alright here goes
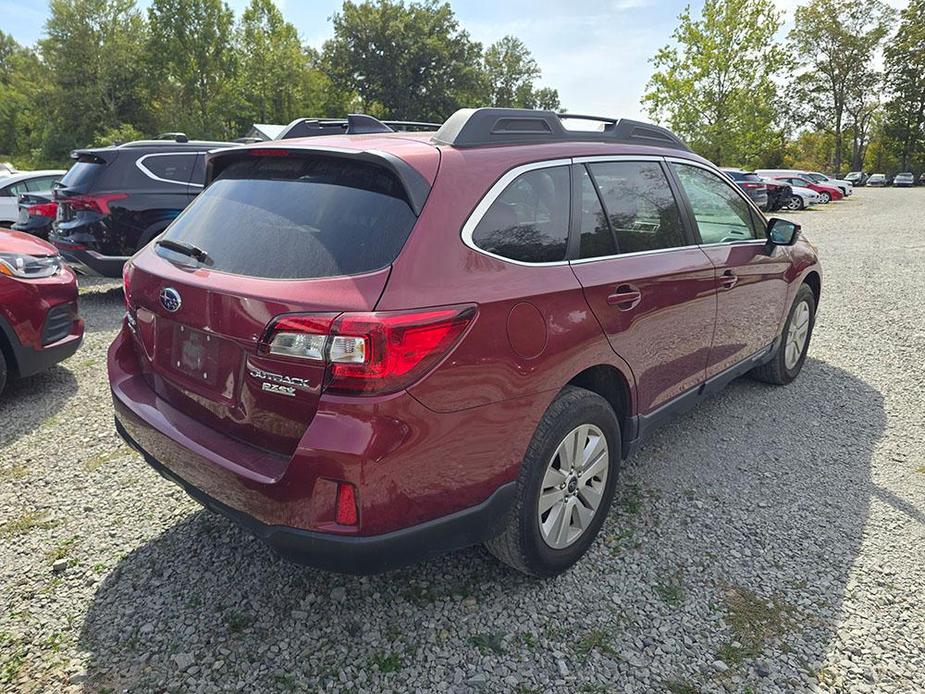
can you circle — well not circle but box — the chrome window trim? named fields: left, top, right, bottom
left=136, top=152, right=203, bottom=188
left=459, top=158, right=573, bottom=267
left=572, top=154, right=663, bottom=165
left=665, top=156, right=769, bottom=246
left=569, top=243, right=702, bottom=265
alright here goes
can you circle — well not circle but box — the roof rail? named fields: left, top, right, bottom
left=156, top=132, right=190, bottom=143
left=276, top=114, right=441, bottom=140
left=431, top=108, right=690, bottom=151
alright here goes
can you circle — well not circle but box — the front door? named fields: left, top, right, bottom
left=569, top=159, right=717, bottom=415
left=670, top=162, right=791, bottom=379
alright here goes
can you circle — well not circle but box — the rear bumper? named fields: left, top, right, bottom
left=108, top=323, right=547, bottom=572
left=53, top=246, right=128, bottom=277
left=116, top=417, right=514, bottom=574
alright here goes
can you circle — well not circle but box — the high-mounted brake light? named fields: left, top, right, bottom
left=262, top=305, right=476, bottom=395
left=66, top=193, right=128, bottom=215
left=248, top=149, right=289, bottom=157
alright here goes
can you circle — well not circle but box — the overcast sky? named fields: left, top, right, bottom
left=1, top=0, right=909, bottom=120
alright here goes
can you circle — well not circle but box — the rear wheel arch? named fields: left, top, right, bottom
left=566, top=364, right=633, bottom=435
left=135, top=221, right=172, bottom=252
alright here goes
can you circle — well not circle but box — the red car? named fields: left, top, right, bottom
left=771, top=175, right=843, bottom=203
left=110, top=109, right=821, bottom=576
left=0, top=231, right=84, bottom=395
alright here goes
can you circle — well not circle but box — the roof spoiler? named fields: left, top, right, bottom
left=204, top=144, right=432, bottom=216
left=431, top=108, right=690, bottom=151
left=276, top=114, right=442, bottom=140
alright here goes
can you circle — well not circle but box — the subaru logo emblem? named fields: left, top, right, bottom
left=160, top=287, right=182, bottom=313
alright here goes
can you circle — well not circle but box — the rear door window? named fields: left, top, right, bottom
left=577, top=166, right=616, bottom=258
left=157, top=155, right=418, bottom=279
left=672, top=163, right=759, bottom=244
left=138, top=154, right=195, bottom=185
left=471, top=166, right=570, bottom=263
left=587, top=161, right=687, bottom=254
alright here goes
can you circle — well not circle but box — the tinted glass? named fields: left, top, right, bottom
left=141, top=154, right=195, bottom=183
left=577, top=166, right=615, bottom=258
left=471, top=166, right=570, bottom=263
left=157, top=156, right=417, bottom=279
left=723, top=170, right=745, bottom=181
left=672, top=163, right=758, bottom=244
left=59, top=159, right=105, bottom=189
left=588, top=161, right=686, bottom=254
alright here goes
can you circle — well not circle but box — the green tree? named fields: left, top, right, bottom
left=40, top=0, right=151, bottom=156
left=482, top=35, right=560, bottom=110
left=0, top=32, right=49, bottom=163
left=883, top=0, right=925, bottom=172
left=147, top=0, right=237, bottom=139
left=235, top=0, right=329, bottom=129
left=642, top=0, right=786, bottom=167
left=322, top=0, right=484, bottom=121
left=789, top=0, right=895, bottom=174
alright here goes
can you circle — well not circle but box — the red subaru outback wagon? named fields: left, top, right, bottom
left=109, top=109, right=820, bottom=576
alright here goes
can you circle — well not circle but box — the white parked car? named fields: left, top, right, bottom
left=0, top=170, right=66, bottom=225
left=760, top=177, right=821, bottom=210
left=756, top=169, right=852, bottom=197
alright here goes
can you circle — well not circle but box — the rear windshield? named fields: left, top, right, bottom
left=157, top=156, right=417, bottom=279
left=59, top=158, right=106, bottom=189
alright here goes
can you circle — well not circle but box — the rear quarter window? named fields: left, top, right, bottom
left=156, top=155, right=418, bottom=279
left=470, top=166, right=570, bottom=263
left=59, top=158, right=107, bottom=189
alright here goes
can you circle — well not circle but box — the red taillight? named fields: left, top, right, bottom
left=65, top=193, right=128, bottom=215
left=262, top=305, right=476, bottom=395
left=28, top=202, right=57, bottom=218
left=335, top=483, right=358, bottom=525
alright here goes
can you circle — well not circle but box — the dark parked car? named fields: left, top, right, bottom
left=893, top=172, right=915, bottom=188
left=761, top=179, right=793, bottom=212
left=720, top=169, right=769, bottom=209
left=11, top=192, right=56, bottom=239
left=110, top=109, right=821, bottom=576
left=845, top=171, right=868, bottom=186
left=0, top=230, right=83, bottom=395
left=49, top=136, right=238, bottom=277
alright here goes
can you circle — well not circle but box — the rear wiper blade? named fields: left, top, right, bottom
left=156, top=239, right=210, bottom=263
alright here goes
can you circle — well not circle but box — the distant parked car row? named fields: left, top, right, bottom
left=846, top=171, right=923, bottom=187
left=721, top=168, right=852, bottom=212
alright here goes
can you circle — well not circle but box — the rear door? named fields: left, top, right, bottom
left=127, top=152, right=425, bottom=456
left=568, top=157, right=717, bottom=415
left=669, top=161, right=790, bottom=379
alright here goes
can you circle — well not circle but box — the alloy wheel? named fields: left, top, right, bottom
left=786, top=195, right=802, bottom=211
left=538, top=424, right=609, bottom=549
left=784, top=301, right=811, bottom=370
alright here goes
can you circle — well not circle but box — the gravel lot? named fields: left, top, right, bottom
left=1, top=187, right=924, bottom=693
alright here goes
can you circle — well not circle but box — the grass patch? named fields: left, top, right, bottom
left=0, top=464, right=27, bottom=482
left=371, top=652, right=402, bottom=673
left=622, top=484, right=644, bottom=515
left=575, top=628, right=616, bottom=660
left=915, top=465, right=925, bottom=475
left=470, top=632, right=505, bottom=655
left=83, top=446, right=132, bottom=472
left=717, top=586, right=794, bottom=665
left=0, top=632, right=25, bottom=686
left=272, top=673, right=297, bottom=689
left=0, top=511, right=58, bottom=538
left=521, top=631, right=537, bottom=649
left=44, top=536, right=78, bottom=563
left=665, top=681, right=700, bottom=694
left=225, top=611, right=251, bottom=634
left=655, top=570, right=685, bottom=607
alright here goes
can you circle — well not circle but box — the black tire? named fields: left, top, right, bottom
left=0, top=348, right=7, bottom=397
left=485, top=386, right=621, bottom=577
left=751, top=284, right=816, bottom=385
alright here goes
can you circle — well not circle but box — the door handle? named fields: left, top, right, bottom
left=719, top=270, right=738, bottom=289
left=607, top=285, right=642, bottom=310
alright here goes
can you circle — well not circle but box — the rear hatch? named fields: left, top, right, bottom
left=53, top=149, right=116, bottom=226
left=125, top=150, right=428, bottom=456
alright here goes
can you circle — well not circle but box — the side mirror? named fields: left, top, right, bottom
left=766, top=218, right=801, bottom=246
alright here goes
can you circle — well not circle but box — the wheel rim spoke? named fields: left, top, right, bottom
left=538, top=488, right=565, bottom=515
